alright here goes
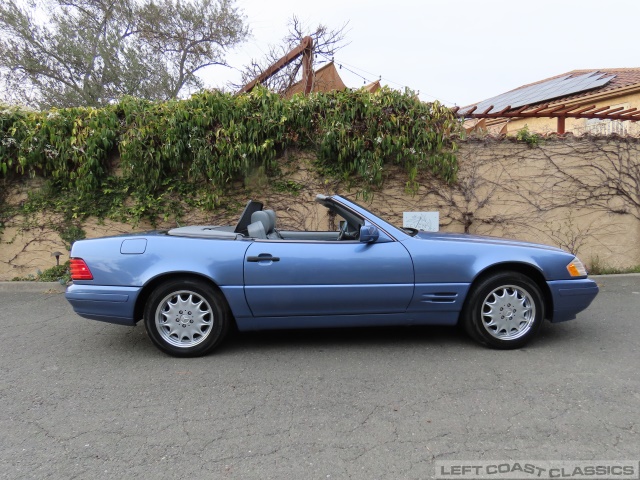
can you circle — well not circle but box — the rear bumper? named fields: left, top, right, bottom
left=65, top=283, right=141, bottom=326
left=547, top=278, right=599, bottom=322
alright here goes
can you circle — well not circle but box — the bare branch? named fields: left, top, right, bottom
left=233, top=15, right=350, bottom=94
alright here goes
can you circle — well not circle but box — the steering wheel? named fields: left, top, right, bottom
left=337, top=222, right=360, bottom=241
left=337, top=221, right=348, bottom=241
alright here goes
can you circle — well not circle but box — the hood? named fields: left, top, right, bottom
left=414, top=231, right=566, bottom=253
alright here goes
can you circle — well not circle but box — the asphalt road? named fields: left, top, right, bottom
left=1, top=276, right=639, bottom=480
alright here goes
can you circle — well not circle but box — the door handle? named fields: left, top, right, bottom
left=247, top=255, right=280, bottom=262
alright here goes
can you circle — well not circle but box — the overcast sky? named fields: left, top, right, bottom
left=202, top=0, right=639, bottom=107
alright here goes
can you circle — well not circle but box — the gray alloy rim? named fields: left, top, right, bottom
left=481, top=284, right=536, bottom=340
left=155, top=290, right=214, bottom=348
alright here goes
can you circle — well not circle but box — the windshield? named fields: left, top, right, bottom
left=330, top=195, right=420, bottom=237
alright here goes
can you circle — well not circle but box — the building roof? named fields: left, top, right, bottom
left=284, top=62, right=347, bottom=98
left=362, top=80, right=381, bottom=93
left=519, top=68, right=640, bottom=102
left=285, top=62, right=383, bottom=97
left=466, top=68, right=640, bottom=113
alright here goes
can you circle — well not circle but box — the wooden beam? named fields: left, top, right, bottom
left=556, top=104, right=591, bottom=114
left=238, top=36, right=313, bottom=94
left=453, top=102, right=640, bottom=125
left=589, top=106, right=614, bottom=115
left=572, top=105, right=598, bottom=115
left=557, top=116, right=566, bottom=134
left=599, top=106, right=625, bottom=115
left=529, top=104, right=551, bottom=114
left=547, top=104, right=569, bottom=114
left=610, top=107, right=637, bottom=116
left=495, top=105, right=513, bottom=115
left=301, top=39, right=314, bottom=94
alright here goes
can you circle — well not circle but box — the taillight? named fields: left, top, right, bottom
left=70, top=258, right=93, bottom=280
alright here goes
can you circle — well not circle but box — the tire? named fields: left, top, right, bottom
left=143, top=278, right=230, bottom=357
left=463, top=271, right=545, bottom=349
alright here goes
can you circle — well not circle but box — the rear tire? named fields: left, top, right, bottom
left=143, top=278, right=230, bottom=357
left=463, top=272, right=544, bottom=349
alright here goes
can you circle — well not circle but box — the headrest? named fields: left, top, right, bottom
left=250, top=210, right=274, bottom=234
left=263, top=209, right=276, bottom=226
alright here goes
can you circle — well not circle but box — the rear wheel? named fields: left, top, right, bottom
left=463, top=272, right=544, bottom=349
left=143, top=278, right=230, bottom=357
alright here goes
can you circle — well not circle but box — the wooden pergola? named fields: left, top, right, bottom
left=452, top=103, right=640, bottom=134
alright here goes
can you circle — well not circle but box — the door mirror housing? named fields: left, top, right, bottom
left=359, top=225, right=379, bottom=243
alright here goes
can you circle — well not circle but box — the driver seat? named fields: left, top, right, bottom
left=263, top=209, right=282, bottom=239
left=248, top=210, right=280, bottom=239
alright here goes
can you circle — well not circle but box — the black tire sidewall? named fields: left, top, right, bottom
left=143, top=278, right=228, bottom=357
left=464, top=272, right=545, bottom=349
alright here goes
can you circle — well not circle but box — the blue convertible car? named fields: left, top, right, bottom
left=66, top=194, right=598, bottom=356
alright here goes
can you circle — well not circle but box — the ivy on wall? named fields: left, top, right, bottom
left=1, top=87, right=460, bottom=224
left=0, top=105, right=119, bottom=190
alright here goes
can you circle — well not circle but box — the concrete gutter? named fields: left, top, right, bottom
left=0, top=282, right=67, bottom=293
left=590, top=273, right=640, bottom=277
left=590, top=273, right=640, bottom=280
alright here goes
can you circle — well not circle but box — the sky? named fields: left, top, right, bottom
left=202, top=0, right=640, bottom=107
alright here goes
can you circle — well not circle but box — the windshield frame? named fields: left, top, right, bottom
left=322, top=195, right=415, bottom=241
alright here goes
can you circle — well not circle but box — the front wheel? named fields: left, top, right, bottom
left=143, top=278, right=230, bottom=357
left=463, top=272, right=545, bottom=349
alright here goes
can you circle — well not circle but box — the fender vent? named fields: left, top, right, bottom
left=421, top=292, right=458, bottom=303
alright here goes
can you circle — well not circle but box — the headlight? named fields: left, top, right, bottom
left=566, top=257, right=587, bottom=277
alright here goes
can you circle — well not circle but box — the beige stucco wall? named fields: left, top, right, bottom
left=330, top=137, right=640, bottom=270
left=1, top=137, right=639, bottom=279
left=124, top=135, right=638, bottom=272
left=448, top=138, right=640, bottom=268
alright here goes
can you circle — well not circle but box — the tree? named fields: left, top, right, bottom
left=235, top=15, right=349, bottom=95
left=0, top=0, right=249, bottom=108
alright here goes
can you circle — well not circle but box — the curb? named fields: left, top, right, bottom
left=589, top=273, right=640, bottom=279
left=0, top=282, right=66, bottom=293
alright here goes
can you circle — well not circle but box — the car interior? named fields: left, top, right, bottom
left=167, top=197, right=364, bottom=241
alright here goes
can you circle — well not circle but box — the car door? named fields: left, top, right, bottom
left=243, top=236, right=414, bottom=318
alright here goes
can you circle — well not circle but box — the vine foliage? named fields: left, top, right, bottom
left=1, top=87, right=460, bottom=224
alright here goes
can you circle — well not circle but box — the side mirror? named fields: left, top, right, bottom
left=359, top=225, right=379, bottom=243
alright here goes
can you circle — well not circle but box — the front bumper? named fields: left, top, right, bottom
left=65, top=283, right=141, bottom=326
left=547, top=278, right=599, bottom=322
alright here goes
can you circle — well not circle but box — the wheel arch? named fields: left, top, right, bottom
left=133, top=272, right=233, bottom=325
left=465, top=262, right=553, bottom=321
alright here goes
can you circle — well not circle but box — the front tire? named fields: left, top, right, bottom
left=143, top=278, right=230, bottom=357
left=463, top=272, right=545, bottom=349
